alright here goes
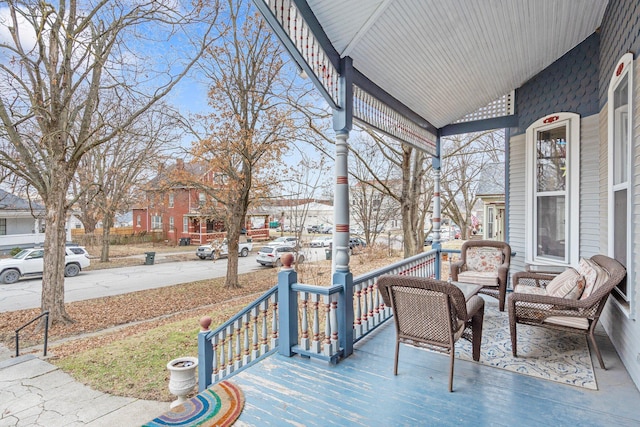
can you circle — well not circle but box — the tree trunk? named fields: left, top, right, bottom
left=224, top=202, right=245, bottom=289
left=101, top=214, right=113, bottom=262
left=401, top=147, right=424, bottom=257
left=41, top=197, right=73, bottom=325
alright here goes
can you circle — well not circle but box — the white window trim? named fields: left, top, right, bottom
left=525, top=112, right=580, bottom=267
left=151, top=215, right=163, bottom=230
left=607, top=52, right=634, bottom=317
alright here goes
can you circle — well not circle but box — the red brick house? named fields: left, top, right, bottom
left=132, top=159, right=269, bottom=245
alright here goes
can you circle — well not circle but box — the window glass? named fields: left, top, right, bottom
left=613, top=74, right=628, bottom=185
left=536, top=196, right=565, bottom=259
left=536, top=127, right=566, bottom=192
left=487, top=206, right=494, bottom=239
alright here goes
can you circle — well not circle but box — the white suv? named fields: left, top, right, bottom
left=0, top=246, right=91, bottom=284
left=256, top=245, right=304, bottom=268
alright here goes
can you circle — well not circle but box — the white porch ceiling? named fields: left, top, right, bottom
left=306, top=0, right=609, bottom=129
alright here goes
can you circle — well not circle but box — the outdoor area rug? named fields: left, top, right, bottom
left=143, top=380, right=244, bottom=427
left=454, top=299, right=597, bottom=390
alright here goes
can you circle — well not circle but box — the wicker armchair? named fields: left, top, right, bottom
left=450, top=240, right=512, bottom=311
left=377, top=274, right=485, bottom=392
left=508, top=255, right=626, bottom=369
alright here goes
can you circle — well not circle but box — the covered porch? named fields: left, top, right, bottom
left=188, top=0, right=640, bottom=424
left=231, top=313, right=639, bottom=426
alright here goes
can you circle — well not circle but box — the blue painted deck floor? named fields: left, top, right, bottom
left=230, top=319, right=640, bottom=426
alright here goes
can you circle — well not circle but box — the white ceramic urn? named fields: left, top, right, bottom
left=167, top=356, right=198, bottom=409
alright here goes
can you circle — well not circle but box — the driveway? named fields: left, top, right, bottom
left=0, top=247, right=328, bottom=313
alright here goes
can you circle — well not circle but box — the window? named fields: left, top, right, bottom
left=608, top=53, right=633, bottom=306
left=0, top=218, right=6, bottom=235
left=136, top=215, right=141, bottom=227
left=525, top=113, right=580, bottom=266
left=168, top=193, right=174, bottom=208
left=486, top=206, right=494, bottom=239
left=199, top=193, right=205, bottom=207
left=183, top=217, right=189, bottom=233
left=169, top=216, right=175, bottom=231
left=151, top=215, right=163, bottom=230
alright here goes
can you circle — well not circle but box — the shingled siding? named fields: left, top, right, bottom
left=513, top=32, right=600, bottom=136
left=598, top=0, right=640, bottom=108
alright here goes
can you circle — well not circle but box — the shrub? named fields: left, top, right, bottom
left=10, top=247, right=23, bottom=256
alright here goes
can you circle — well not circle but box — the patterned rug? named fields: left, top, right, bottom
left=455, top=299, right=597, bottom=390
left=143, top=381, right=244, bottom=426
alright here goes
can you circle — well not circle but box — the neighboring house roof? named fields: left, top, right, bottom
left=476, top=163, right=505, bottom=197
left=0, top=189, right=45, bottom=212
left=144, top=159, right=209, bottom=190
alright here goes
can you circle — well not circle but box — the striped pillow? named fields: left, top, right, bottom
left=546, top=268, right=586, bottom=299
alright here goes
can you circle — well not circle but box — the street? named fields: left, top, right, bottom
left=0, top=247, right=328, bottom=312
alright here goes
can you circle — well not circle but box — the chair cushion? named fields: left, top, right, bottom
left=579, top=258, right=610, bottom=300
left=577, top=258, right=599, bottom=298
left=465, top=247, right=503, bottom=272
left=513, top=284, right=548, bottom=295
left=543, top=316, right=589, bottom=330
left=458, top=271, right=499, bottom=287
left=546, top=268, right=585, bottom=299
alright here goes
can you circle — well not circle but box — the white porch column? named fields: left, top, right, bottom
left=432, top=138, right=442, bottom=246
left=332, top=130, right=350, bottom=273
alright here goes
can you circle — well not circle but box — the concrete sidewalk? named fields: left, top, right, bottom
left=0, top=355, right=166, bottom=426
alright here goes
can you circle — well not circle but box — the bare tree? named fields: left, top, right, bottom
left=0, top=1, right=222, bottom=324
left=279, top=152, right=330, bottom=254
left=440, top=131, right=505, bottom=239
left=294, top=104, right=434, bottom=257
left=73, top=102, right=177, bottom=261
left=181, top=0, right=298, bottom=288
left=350, top=142, right=400, bottom=245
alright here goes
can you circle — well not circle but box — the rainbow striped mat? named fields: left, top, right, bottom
left=143, top=381, right=244, bottom=426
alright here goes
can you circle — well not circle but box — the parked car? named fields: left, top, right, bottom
left=350, top=227, right=364, bottom=235
left=310, top=236, right=332, bottom=247
left=0, top=246, right=91, bottom=284
left=349, top=237, right=366, bottom=253
left=307, top=225, right=321, bottom=233
left=271, top=236, right=299, bottom=247
left=424, top=233, right=434, bottom=246
left=196, top=239, right=253, bottom=259
left=256, top=245, right=304, bottom=268
left=320, top=225, right=333, bottom=234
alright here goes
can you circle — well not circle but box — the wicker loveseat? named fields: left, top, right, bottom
left=508, top=255, right=626, bottom=369
left=450, top=240, right=512, bottom=311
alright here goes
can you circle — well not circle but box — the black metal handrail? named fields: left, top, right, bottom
left=15, top=311, right=49, bottom=357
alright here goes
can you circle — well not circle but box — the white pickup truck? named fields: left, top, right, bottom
left=0, top=246, right=91, bottom=284
left=196, top=239, right=253, bottom=260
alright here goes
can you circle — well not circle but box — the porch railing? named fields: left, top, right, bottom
left=198, top=288, right=279, bottom=390
left=198, top=248, right=458, bottom=391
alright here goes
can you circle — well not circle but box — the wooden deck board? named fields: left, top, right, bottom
left=231, top=319, right=640, bottom=426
